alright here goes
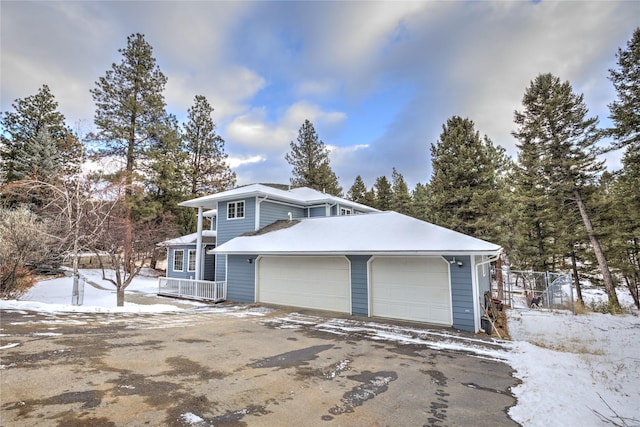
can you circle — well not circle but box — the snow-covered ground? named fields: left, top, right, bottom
left=1, top=270, right=639, bottom=426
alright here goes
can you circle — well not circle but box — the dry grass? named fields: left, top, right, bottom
left=529, top=336, right=605, bottom=355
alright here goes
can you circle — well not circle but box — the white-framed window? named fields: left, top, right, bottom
left=227, top=200, right=245, bottom=219
left=340, top=207, right=352, bottom=216
left=188, top=249, right=197, bottom=272
left=173, top=249, right=184, bottom=272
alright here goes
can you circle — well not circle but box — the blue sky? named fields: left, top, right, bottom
left=1, top=1, right=638, bottom=191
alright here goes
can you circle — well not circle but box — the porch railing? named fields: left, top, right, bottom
left=158, top=277, right=226, bottom=303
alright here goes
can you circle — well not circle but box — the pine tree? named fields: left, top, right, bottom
left=90, top=33, right=168, bottom=305
left=0, top=85, right=80, bottom=184
left=183, top=95, right=236, bottom=196
left=604, top=27, right=640, bottom=310
left=391, top=168, right=413, bottom=216
left=143, top=114, right=188, bottom=218
left=285, top=119, right=342, bottom=196
left=604, top=145, right=640, bottom=309
left=373, top=176, right=393, bottom=211
left=347, top=175, right=368, bottom=204
left=363, top=188, right=377, bottom=209
left=12, top=127, right=61, bottom=181
left=412, top=183, right=429, bottom=221
left=426, top=116, right=503, bottom=240
left=607, top=27, right=640, bottom=150
left=513, top=73, right=619, bottom=309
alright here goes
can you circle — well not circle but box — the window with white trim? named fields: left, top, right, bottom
left=340, top=207, right=352, bottom=215
left=227, top=201, right=245, bottom=219
left=188, top=249, right=197, bottom=272
left=173, top=249, right=184, bottom=272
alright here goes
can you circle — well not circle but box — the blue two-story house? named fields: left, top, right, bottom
left=160, top=183, right=502, bottom=333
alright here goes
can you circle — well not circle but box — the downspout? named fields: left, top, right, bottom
left=474, top=253, right=501, bottom=333
left=256, top=195, right=268, bottom=230
left=195, top=206, right=204, bottom=281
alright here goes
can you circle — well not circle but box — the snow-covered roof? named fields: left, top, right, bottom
left=158, top=230, right=216, bottom=247
left=214, top=211, right=501, bottom=255
left=178, top=184, right=378, bottom=213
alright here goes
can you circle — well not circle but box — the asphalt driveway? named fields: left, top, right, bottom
left=0, top=305, right=519, bottom=426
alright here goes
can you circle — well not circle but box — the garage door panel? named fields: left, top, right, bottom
left=371, top=257, right=451, bottom=325
left=258, top=256, right=350, bottom=313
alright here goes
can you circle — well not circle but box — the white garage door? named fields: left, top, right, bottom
left=257, top=256, right=350, bottom=313
left=370, top=257, right=451, bottom=325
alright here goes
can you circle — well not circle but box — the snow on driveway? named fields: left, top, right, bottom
left=1, top=270, right=639, bottom=426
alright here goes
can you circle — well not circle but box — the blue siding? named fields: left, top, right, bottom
left=215, top=254, right=226, bottom=282
left=227, top=255, right=256, bottom=303
left=348, top=255, right=370, bottom=316
left=259, top=201, right=304, bottom=228
left=446, top=256, right=475, bottom=332
left=167, top=245, right=215, bottom=281
left=218, top=198, right=256, bottom=245
left=167, top=245, right=196, bottom=279
left=216, top=198, right=256, bottom=281
left=309, top=206, right=326, bottom=217
left=475, top=255, right=491, bottom=296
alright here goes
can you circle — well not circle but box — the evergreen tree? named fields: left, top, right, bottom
left=604, top=146, right=640, bottom=309
left=391, top=168, right=413, bottom=216
left=412, top=183, right=429, bottom=221
left=90, top=33, right=168, bottom=302
left=363, top=187, right=377, bottom=209
left=12, top=127, right=61, bottom=181
left=607, top=27, right=640, bottom=150
left=0, top=84, right=80, bottom=183
left=426, top=116, right=503, bottom=240
left=183, top=95, right=236, bottom=196
left=604, top=27, right=640, bottom=309
left=373, top=175, right=393, bottom=210
left=285, top=119, right=342, bottom=196
left=513, top=73, right=619, bottom=309
left=143, top=114, right=188, bottom=219
left=347, top=175, right=368, bottom=204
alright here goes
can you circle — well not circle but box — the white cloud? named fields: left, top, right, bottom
left=165, top=65, right=266, bottom=123
left=224, top=101, right=346, bottom=150
left=227, top=154, right=266, bottom=169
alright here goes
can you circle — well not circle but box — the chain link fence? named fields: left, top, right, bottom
left=493, top=268, right=574, bottom=313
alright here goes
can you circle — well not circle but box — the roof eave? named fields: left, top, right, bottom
left=213, top=249, right=502, bottom=256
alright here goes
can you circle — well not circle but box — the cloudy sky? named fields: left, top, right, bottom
left=1, top=1, right=638, bottom=190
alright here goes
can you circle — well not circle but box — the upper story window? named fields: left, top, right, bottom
left=227, top=200, right=245, bottom=219
left=340, top=207, right=352, bottom=216
left=173, top=249, right=184, bottom=272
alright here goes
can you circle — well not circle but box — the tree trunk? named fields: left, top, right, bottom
left=574, top=189, right=620, bottom=309
left=623, top=276, right=639, bottom=310
left=627, top=238, right=640, bottom=310
left=117, top=287, right=125, bottom=307
left=570, top=250, right=584, bottom=306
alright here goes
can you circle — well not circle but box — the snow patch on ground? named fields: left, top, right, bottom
left=506, top=309, right=640, bottom=426
left=1, top=270, right=639, bottom=426
left=179, top=412, right=204, bottom=424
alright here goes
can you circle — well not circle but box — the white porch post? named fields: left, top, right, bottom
left=195, top=206, right=204, bottom=280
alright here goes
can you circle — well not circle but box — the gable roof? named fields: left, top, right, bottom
left=214, top=211, right=501, bottom=256
left=178, top=184, right=378, bottom=212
